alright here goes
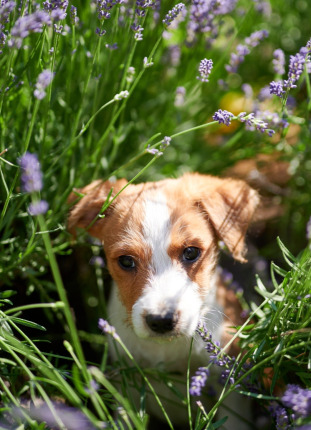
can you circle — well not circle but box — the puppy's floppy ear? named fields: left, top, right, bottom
left=188, top=174, right=259, bottom=263
left=68, top=178, right=127, bottom=238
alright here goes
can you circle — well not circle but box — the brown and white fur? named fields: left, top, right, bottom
left=68, top=173, right=259, bottom=428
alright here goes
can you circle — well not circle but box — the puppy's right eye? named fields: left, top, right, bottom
left=118, top=255, right=136, bottom=270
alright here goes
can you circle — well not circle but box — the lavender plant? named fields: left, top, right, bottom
left=0, top=0, right=311, bottom=429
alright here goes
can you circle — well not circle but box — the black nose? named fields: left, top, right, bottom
left=145, top=312, right=178, bottom=334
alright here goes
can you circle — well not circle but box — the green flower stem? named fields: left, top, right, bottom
left=1, top=310, right=82, bottom=406
left=23, top=98, right=40, bottom=153
left=97, top=119, right=219, bottom=182
left=0, top=337, right=67, bottom=429
left=93, top=35, right=163, bottom=175
left=5, top=302, right=64, bottom=315
left=220, top=275, right=285, bottom=355
left=113, top=335, right=174, bottom=430
left=73, top=98, right=116, bottom=142
left=187, top=337, right=194, bottom=430
left=36, top=213, right=88, bottom=384
left=0, top=376, right=35, bottom=426
left=70, top=34, right=103, bottom=142
left=205, top=339, right=311, bottom=425
left=88, top=155, right=159, bottom=231
left=63, top=340, right=110, bottom=424
left=91, top=245, right=107, bottom=318
left=90, top=367, right=142, bottom=430
left=304, top=66, right=311, bottom=111
left=0, top=49, right=16, bottom=117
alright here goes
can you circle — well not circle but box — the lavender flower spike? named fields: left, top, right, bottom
left=270, top=80, right=285, bottom=98
left=70, top=6, right=78, bottom=25
left=189, top=367, right=210, bottom=396
left=146, top=145, right=163, bottom=157
left=197, top=58, right=213, bottom=82
left=237, top=112, right=275, bottom=136
left=284, top=47, right=308, bottom=90
left=281, top=384, right=311, bottom=418
left=162, top=3, right=185, bottom=27
left=28, top=200, right=49, bottom=216
left=98, top=318, right=120, bottom=340
left=19, top=152, right=43, bottom=193
left=0, top=1, right=15, bottom=25
left=213, top=109, right=234, bottom=126
left=34, top=69, right=54, bottom=100
left=10, top=10, right=52, bottom=48
left=273, top=49, right=285, bottom=75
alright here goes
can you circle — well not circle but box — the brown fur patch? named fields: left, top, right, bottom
left=68, top=173, right=259, bottom=328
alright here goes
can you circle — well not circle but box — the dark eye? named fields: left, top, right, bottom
left=182, top=247, right=201, bottom=263
left=118, top=255, right=136, bottom=270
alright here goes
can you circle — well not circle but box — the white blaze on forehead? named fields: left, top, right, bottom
left=131, top=191, right=214, bottom=340
left=142, top=192, right=172, bottom=272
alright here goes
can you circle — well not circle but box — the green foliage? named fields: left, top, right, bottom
left=0, top=0, right=311, bottom=428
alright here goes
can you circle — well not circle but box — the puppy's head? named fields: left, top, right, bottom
left=68, top=174, right=259, bottom=340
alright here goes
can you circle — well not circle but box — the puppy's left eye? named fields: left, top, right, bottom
left=182, top=247, right=201, bottom=263
left=118, top=255, right=136, bottom=270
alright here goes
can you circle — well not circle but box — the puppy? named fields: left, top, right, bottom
left=68, top=173, right=259, bottom=427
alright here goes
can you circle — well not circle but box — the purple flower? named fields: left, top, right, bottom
left=98, top=318, right=120, bottom=340
left=220, top=369, right=235, bottom=385
left=258, top=85, right=273, bottom=101
left=89, top=256, right=105, bottom=268
left=43, top=0, right=68, bottom=11
left=189, top=367, right=210, bottom=396
left=273, top=406, right=290, bottom=430
left=70, top=5, right=78, bottom=25
left=28, top=200, right=49, bottom=216
left=34, top=69, right=54, bottom=100
left=96, top=0, right=123, bottom=20
left=282, top=384, right=311, bottom=418
left=106, top=42, right=118, bottom=50
left=0, top=1, right=15, bottom=25
left=95, top=27, right=106, bottom=37
left=284, top=47, right=308, bottom=90
left=213, top=109, right=234, bottom=126
left=131, top=23, right=143, bottom=41
left=13, top=402, right=95, bottom=430
left=273, top=49, right=285, bottom=75
left=197, top=58, right=213, bottom=82
left=51, top=8, right=66, bottom=21
left=253, top=0, right=271, bottom=16
left=252, top=109, right=288, bottom=130
left=244, top=29, right=268, bottom=47
left=10, top=10, right=52, bottom=48
left=135, top=0, right=154, bottom=17
left=18, top=152, right=43, bottom=193
left=270, top=80, right=285, bottom=98
left=162, top=3, right=185, bottom=27
left=146, top=145, right=163, bottom=157
left=187, top=0, right=237, bottom=44
left=0, top=31, right=7, bottom=53
left=237, top=112, right=275, bottom=136
left=225, top=45, right=250, bottom=73
left=161, top=136, right=171, bottom=148
left=226, top=30, right=268, bottom=73
left=242, top=83, right=253, bottom=99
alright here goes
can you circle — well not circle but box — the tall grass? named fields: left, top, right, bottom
left=0, top=0, right=311, bottom=428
